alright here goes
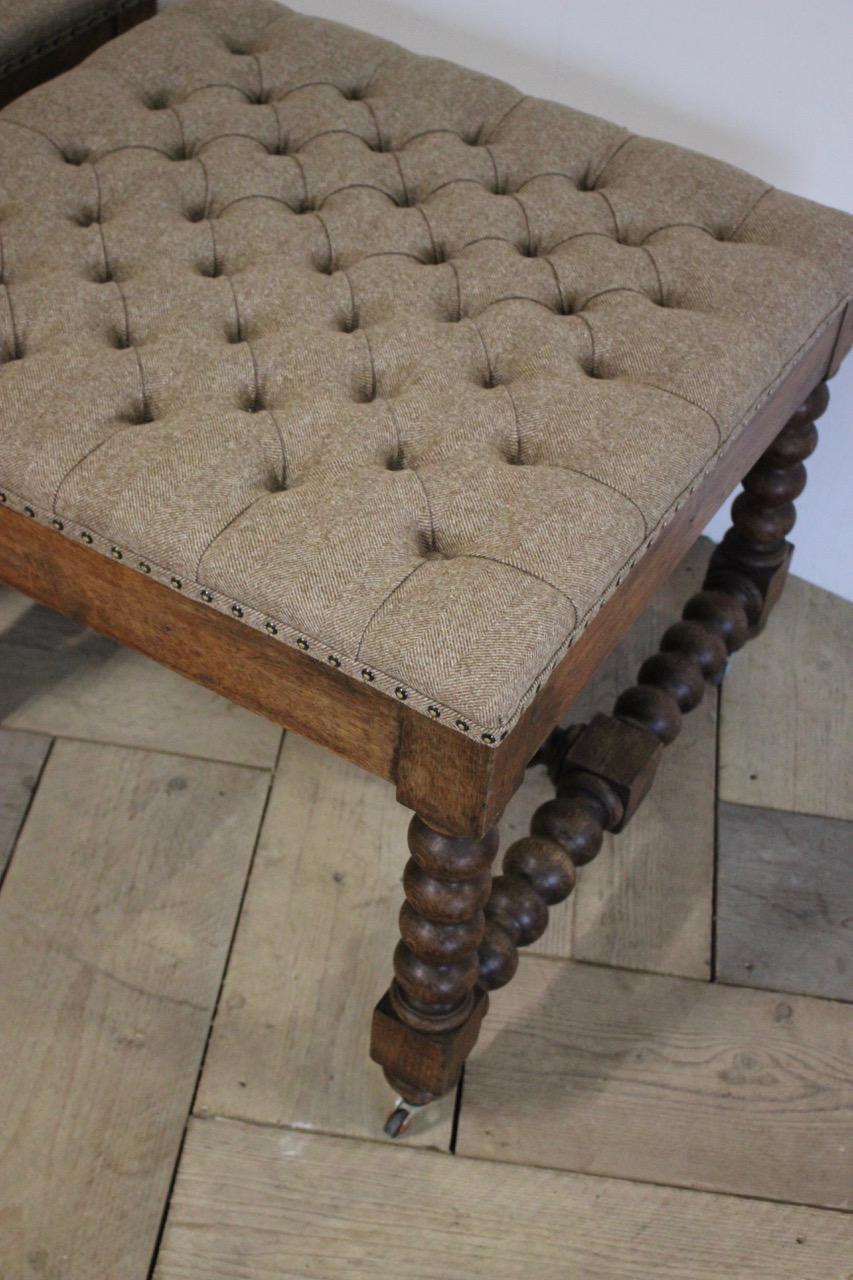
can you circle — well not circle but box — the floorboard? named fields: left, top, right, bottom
left=0, top=587, right=282, bottom=767
left=196, top=734, right=454, bottom=1146
left=456, top=955, right=852, bottom=1209
left=568, top=541, right=716, bottom=979
left=719, top=573, right=853, bottom=820
left=717, top=802, right=853, bottom=1001
left=0, top=727, right=50, bottom=880
left=0, top=740, right=269, bottom=1280
left=154, top=1118, right=853, bottom=1280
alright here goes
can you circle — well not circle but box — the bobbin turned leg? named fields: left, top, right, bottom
left=373, top=381, right=828, bottom=1135
left=370, top=815, right=498, bottom=1135
left=705, top=380, right=828, bottom=635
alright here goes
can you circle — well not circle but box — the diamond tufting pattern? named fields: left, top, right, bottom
left=0, top=0, right=851, bottom=742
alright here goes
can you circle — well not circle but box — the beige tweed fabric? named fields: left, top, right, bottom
left=0, top=0, right=851, bottom=744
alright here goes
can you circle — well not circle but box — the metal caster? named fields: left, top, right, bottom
left=383, top=1096, right=430, bottom=1139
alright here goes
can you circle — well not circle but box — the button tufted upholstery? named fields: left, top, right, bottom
left=0, top=0, right=851, bottom=744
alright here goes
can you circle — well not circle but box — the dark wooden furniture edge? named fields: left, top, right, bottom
left=396, top=307, right=849, bottom=833
left=0, top=0, right=156, bottom=109
left=0, top=306, right=847, bottom=834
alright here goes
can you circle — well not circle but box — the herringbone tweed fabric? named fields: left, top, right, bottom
left=0, top=0, right=850, bottom=741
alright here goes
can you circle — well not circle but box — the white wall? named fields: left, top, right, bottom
left=283, top=0, right=853, bottom=600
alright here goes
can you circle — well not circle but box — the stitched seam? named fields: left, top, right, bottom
left=634, top=379, right=723, bottom=446
left=483, top=94, right=528, bottom=140
left=0, top=0, right=145, bottom=76
left=462, top=554, right=579, bottom=613
left=9, top=298, right=841, bottom=740
left=638, top=244, right=665, bottom=303
left=729, top=185, right=775, bottom=239
left=196, top=490, right=273, bottom=576
left=448, top=259, right=463, bottom=321
left=592, top=132, right=636, bottom=185
left=575, top=311, right=597, bottom=371
left=551, top=464, right=649, bottom=536
left=508, top=193, right=533, bottom=252
left=540, top=253, right=566, bottom=311
left=503, top=384, right=524, bottom=462
left=596, top=188, right=622, bottom=238
left=354, top=560, right=429, bottom=659
left=362, top=328, right=378, bottom=400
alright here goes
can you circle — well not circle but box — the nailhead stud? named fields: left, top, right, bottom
left=138, top=561, right=151, bottom=573
left=394, top=686, right=408, bottom=700
left=296, top=637, right=309, bottom=650
left=427, top=705, right=441, bottom=718
left=361, top=668, right=375, bottom=681
left=455, top=718, right=470, bottom=731
left=170, top=576, right=182, bottom=590
left=52, top=519, right=64, bottom=530
left=24, top=506, right=35, bottom=517
left=231, top=605, right=244, bottom=618
left=481, top=732, right=496, bottom=744
left=0, top=492, right=6, bottom=502
left=264, top=621, right=278, bottom=635
left=328, top=655, right=341, bottom=667
left=110, top=546, right=122, bottom=559
left=81, top=531, right=93, bottom=544
left=200, top=589, right=213, bottom=603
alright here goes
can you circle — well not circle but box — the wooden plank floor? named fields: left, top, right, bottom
left=1, top=545, right=851, bottom=1278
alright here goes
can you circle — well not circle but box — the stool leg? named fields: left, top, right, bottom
left=704, top=380, right=828, bottom=635
left=373, top=380, right=829, bottom=1135
left=370, top=816, right=498, bottom=1133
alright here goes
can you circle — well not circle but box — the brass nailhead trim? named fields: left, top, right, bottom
left=52, top=519, right=64, bottom=530
left=427, top=705, right=441, bottom=718
left=296, top=637, right=309, bottom=650
left=361, top=668, right=375, bottom=681
left=110, top=546, right=122, bottom=559
left=138, top=561, right=151, bottom=573
left=481, top=732, right=496, bottom=744
left=231, top=605, right=244, bottom=618
left=455, top=718, right=470, bottom=731
left=24, top=506, right=35, bottom=517
left=200, top=589, right=213, bottom=602
left=328, top=654, right=341, bottom=667
left=264, top=621, right=278, bottom=635
left=80, top=531, right=93, bottom=543
left=394, top=686, right=408, bottom=701
left=0, top=492, right=6, bottom=502
left=170, top=577, right=182, bottom=590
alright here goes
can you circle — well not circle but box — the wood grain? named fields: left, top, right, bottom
left=0, top=517, right=400, bottom=783
left=719, top=572, right=853, bottom=819
left=1, top=314, right=844, bottom=839
left=457, top=956, right=852, bottom=1209
left=445, top=316, right=848, bottom=834
left=0, top=586, right=282, bottom=767
left=568, top=540, right=717, bottom=978
left=0, top=728, right=50, bottom=880
left=0, top=740, right=269, bottom=1280
left=717, top=802, right=853, bottom=1001
left=196, top=734, right=454, bottom=1146
left=155, top=1117, right=853, bottom=1280
left=503, top=763, right=571, bottom=958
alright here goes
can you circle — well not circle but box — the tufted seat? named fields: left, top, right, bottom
left=0, top=0, right=851, bottom=745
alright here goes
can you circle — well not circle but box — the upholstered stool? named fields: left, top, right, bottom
left=0, top=0, right=156, bottom=108
left=0, top=0, right=850, bottom=1136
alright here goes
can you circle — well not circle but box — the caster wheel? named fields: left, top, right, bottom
left=382, top=1096, right=429, bottom=1139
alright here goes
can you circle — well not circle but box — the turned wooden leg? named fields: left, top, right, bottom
left=370, top=816, right=498, bottom=1130
left=484, top=380, right=828, bottom=988
left=373, top=381, right=828, bottom=1132
left=705, top=380, right=828, bottom=634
